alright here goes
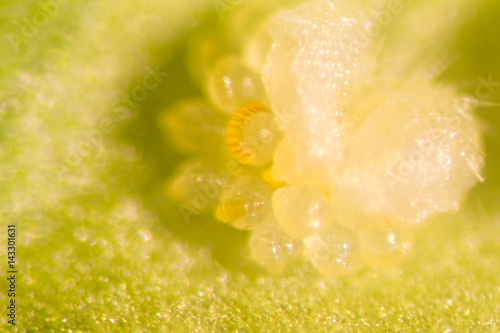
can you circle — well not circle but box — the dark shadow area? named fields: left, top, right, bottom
left=117, top=9, right=265, bottom=277
left=441, top=0, right=500, bottom=214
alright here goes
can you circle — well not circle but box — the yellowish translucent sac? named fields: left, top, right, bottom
left=358, top=228, right=414, bottom=267
left=168, top=160, right=230, bottom=214
left=216, top=175, right=273, bottom=230
left=227, top=103, right=281, bottom=166
left=272, top=184, right=335, bottom=239
left=304, top=225, right=364, bottom=277
left=185, top=29, right=231, bottom=84
left=207, top=56, right=269, bottom=115
left=160, top=99, right=228, bottom=155
left=227, top=0, right=281, bottom=71
left=249, top=216, right=304, bottom=275
left=270, top=135, right=301, bottom=184
left=243, top=21, right=274, bottom=72
left=262, top=0, right=372, bottom=184
left=330, top=83, right=484, bottom=230
left=259, top=0, right=485, bottom=232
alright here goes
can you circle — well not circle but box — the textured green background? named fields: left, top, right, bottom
left=0, top=0, right=499, bottom=331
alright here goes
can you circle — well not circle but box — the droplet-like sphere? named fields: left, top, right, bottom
left=358, top=228, right=414, bottom=267
left=272, top=184, right=334, bottom=239
left=243, top=22, right=274, bottom=72
left=160, top=99, right=228, bottom=155
left=207, top=56, right=269, bottom=115
left=168, top=160, right=229, bottom=214
left=216, top=175, right=273, bottom=230
left=227, top=103, right=281, bottom=166
left=249, top=216, right=304, bottom=275
left=304, top=225, right=363, bottom=277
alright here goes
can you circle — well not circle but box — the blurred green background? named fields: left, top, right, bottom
left=0, top=0, right=499, bottom=331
